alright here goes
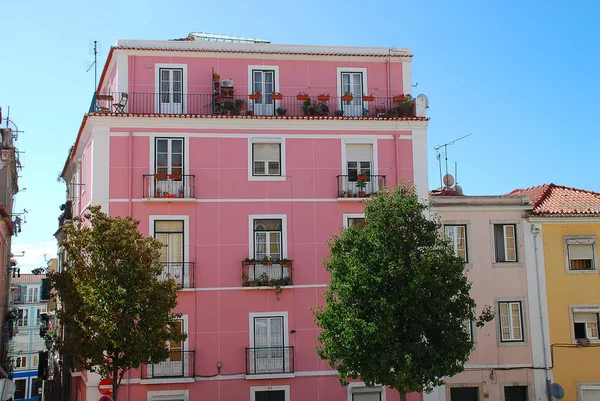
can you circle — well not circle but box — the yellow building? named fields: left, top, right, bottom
left=511, top=184, right=600, bottom=401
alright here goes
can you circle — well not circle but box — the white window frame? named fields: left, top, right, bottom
left=248, top=138, right=286, bottom=181
left=149, top=134, right=190, bottom=178
left=444, top=224, right=468, bottom=263
left=578, top=384, right=600, bottom=401
left=497, top=300, right=525, bottom=344
left=491, top=221, right=521, bottom=266
left=18, top=308, right=28, bottom=327
left=564, top=236, right=597, bottom=274
left=570, top=305, right=600, bottom=344
left=29, top=377, right=42, bottom=399
left=446, top=384, right=483, bottom=401
left=147, top=390, right=189, bottom=401
left=341, top=137, right=379, bottom=196
left=249, top=215, right=287, bottom=259
left=27, top=287, right=38, bottom=303
left=15, top=356, right=26, bottom=368
left=336, top=67, right=368, bottom=102
left=13, top=378, right=26, bottom=400
left=343, top=213, right=366, bottom=229
left=250, top=385, right=290, bottom=401
left=154, top=63, right=188, bottom=114
left=347, top=382, right=386, bottom=401
left=247, top=65, right=280, bottom=96
left=80, top=156, right=86, bottom=194
left=149, top=215, right=190, bottom=269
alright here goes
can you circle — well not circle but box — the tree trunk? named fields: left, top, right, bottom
left=399, top=390, right=407, bottom=401
left=112, top=383, right=119, bottom=401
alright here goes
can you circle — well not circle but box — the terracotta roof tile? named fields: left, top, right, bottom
left=12, top=274, right=46, bottom=284
left=509, top=183, right=600, bottom=217
left=87, top=112, right=429, bottom=121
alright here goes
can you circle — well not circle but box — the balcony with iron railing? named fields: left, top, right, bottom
left=159, top=262, right=194, bottom=289
left=141, top=351, right=195, bottom=379
left=246, top=346, right=294, bottom=375
left=337, top=174, right=387, bottom=199
left=143, top=174, right=196, bottom=199
left=90, top=92, right=420, bottom=119
left=242, top=260, right=293, bottom=287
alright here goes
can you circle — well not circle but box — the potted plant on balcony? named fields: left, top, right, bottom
left=154, top=173, right=167, bottom=180
left=169, top=173, right=182, bottom=180
left=154, top=189, right=162, bottom=198
left=390, top=94, right=413, bottom=117
left=317, top=93, right=330, bottom=101
left=393, top=94, right=406, bottom=102
left=271, top=91, right=284, bottom=100
left=356, top=179, right=367, bottom=198
left=213, top=72, right=220, bottom=82
left=244, top=257, right=257, bottom=265
left=249, top=91, right=261, bottom=100
left=279, top=258, right=292, bottom=267
left=178, top=189, right=185, bottom=198
left=276, top=107, right=287, bottom=116
left=341, top=91, right=354, bottom=102
left=362, top=93, right=375, bottom=102
left=235, top=99, right=246, bottom=113
left=334, top=109, right=344, bottom=117
left=259, top=272, right=270, bottom=286
left=297, top=92, right=310, bottom=101
left=261, top=256, right=273, bottom=266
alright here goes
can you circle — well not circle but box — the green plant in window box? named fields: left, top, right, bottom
left=259, top=272, right=270, bottom=286
left=261, top=256, right=273, bottom=266
left=276, top=107, right=287, bottom=116
left=279, top=258, right=292, bottom=267
left=244, top=257, right=257, bottom=265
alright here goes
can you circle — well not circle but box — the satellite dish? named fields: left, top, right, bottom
left=455, top=185, right=463, bottom=195
left=0, top=379, right=16, bottom=401
left=443, top=174, right=454, bottom=187
left=551, top=383, right=564, bottom=399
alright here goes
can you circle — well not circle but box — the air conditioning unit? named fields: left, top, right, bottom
left=221, top=79, right=234, bottom=87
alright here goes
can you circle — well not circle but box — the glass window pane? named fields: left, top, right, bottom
left=254, top=161, right=265, bottom=175
left=268, top=161, right=280, bottom=175
left=157, top=140, right=168, bottom=153
left=255, top=219, right=282, bottom=231
left=172, top=139, right=183, bottom=153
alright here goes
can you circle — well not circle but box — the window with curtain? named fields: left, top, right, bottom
left=567, top=239, right=596, bottom=270
left=253, top=143, right=281, bottom=176
left=444, top=225, right=468, bottom=262
left=254, top=219, right=282, bottom=260
left=154, top=221, right=184, bottom=264
left=346, top=144, right=372, bottom=182
left=494, top=224, right=517, bottom=262
left=155, top=138, right=184, bottom=177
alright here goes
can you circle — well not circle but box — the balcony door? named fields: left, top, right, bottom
left=155, top=138, right=185, bottom=197
left=344, top=144, right=376, bottom=195
left=253, top=316, right=284, bottom=373
left=159, top=68, right=183, bottom=114
left=252, top=70, right=275, bottom=116
left=341, top=72, right=364, bottom=116
left=155, top=220, right=184, bottom=285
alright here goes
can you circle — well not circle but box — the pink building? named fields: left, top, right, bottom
left=429, top=194, right=550, bottom=401
left=58, top=33, right=429, bottom=401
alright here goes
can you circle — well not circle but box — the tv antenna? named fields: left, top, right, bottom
left=433, top=134, right=472, bottom=190
left=86, top=40, right=100, bottom=92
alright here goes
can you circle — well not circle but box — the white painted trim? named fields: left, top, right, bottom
left=411, top=127, right=428, bottom=201
left=149, top=215, right=190, bottom=273
left=343, top=213, right=365, bottom=228
left=248, top=311, right=289, bottom=347
left=141, top=378, right=194, bottom=385
left=91, top=127, right=110, bottom=213
left=401, top=59, right=412, bottom=96
left=124, top=132, right=397, bottom=140
left=197, top=284, right=328, bottom=291
left=247, top=65, right=280, bottom=95
left=149, top=136, right=189, bottom=176
left=115, top=51, right=128, bottom=96
left=147, top=389, right=189, bottom=401
left=154, top=63, right=188, bottom=114
left=347, top=382, right=386, bottom=401
left=248, top=214, right=288, bottom=259
left=247, top=137, right=286, bottom=181
left=245, top=373, right=295, bottom=380
left=563, top=235, right=598, bottom=274
left=336, top=67, right=369, bottom=98
left=341, top=136, right=379, bottom=178
left=250, top=385, right=290, bottom=401
left=578, top=384, right=600, bottom=401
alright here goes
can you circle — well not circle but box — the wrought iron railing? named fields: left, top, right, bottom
left=337, top=175, right=386, bottom=198
left=242, top=260, right=293, bottom=287
left=143, top=174, right=196, bottom=199
left=159, top=262, right=194, bottom=289
left=246, top=346, right=294, bottom=375
left=89, top=92, right=416, bottom=118
left=141, top=351, right=195, bottom=379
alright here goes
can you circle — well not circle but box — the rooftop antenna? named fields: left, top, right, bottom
left=86, top=40, right=98, bottom=92
left=433, top=134, right=472, bottom=189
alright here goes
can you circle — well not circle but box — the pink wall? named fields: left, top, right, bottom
left=128, top=54, right=404, bottom=98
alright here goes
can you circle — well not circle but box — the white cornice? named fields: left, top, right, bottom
left=527, top=216, right=600, bottom=224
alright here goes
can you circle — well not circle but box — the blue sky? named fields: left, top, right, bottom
left=2, top=0, right=599, bottom=271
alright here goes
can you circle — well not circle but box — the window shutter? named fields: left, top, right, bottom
left=346, top=144, right=372, bottom=161
left=574, top=312, right=598, bottom=323
left=504, top=225, right=517, bottom=262
left=254, top=144, right=280, bottom=160
left=510, top=303, right=522, bottom=340
left=353, top=392, right=381, bottom=401
left=569, top=244, right=594, bottom=260
left=499, top=303, right=510, bottom=340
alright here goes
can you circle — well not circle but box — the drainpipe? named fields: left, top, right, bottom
left=393, top=133, right=399, bottom=186
left=531, top=224, right=551, bottom=401
left=128, top=132, right=133, bottom=217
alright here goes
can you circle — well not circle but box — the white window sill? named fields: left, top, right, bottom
left=245, top=373, right=295, bottom=380
left=566, top=269, right=599, bottom=275
left=140, top=377, right=195, bottom=385
left=498, top=340, right=527, bottom=347
left=144, top=198, right=196, bottom=202
left=242, top=285, right=292, bottom=291
left=337, top=197, right=368, bottom=201
left=492, top=262, right=523, bottom=268
left=248, top=176, right=287, bottom=182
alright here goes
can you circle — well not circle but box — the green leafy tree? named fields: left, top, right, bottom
left=50, top=206, right=186, bottom=401
left=314, top=185, right=493, bottom=401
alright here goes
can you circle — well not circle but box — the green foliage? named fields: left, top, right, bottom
left=50, top=206, right=186, bottom=400
left=314, top=185, right=494, bottom=395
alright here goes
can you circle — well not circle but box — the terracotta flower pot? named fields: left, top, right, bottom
left=249, top=93, right=261, bottom=100
left=317, top=95, right=330, bottom=101
left=272, top=93, right=284, bottom=100
left=297, top=94, right=310, bottom=101
left=341, top=95, right=354, bottom=101
left=362, top=95, right=375, bottom=102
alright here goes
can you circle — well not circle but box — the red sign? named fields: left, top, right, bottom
left=98, top=378, right=113, bottom=395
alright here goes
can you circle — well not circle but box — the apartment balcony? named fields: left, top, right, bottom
left=246, top=346, right=294, bottom=375
left=90, top=92, right=421, bottom=119
left=141, top=351, right=195, bottom=379
left=159, top=262, right=194, bottom=289
left=337, top=175, right=387, bottom=199
left=143, top=174, right=196, bottom=199
left=241, top=260, right=293, bottom=287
